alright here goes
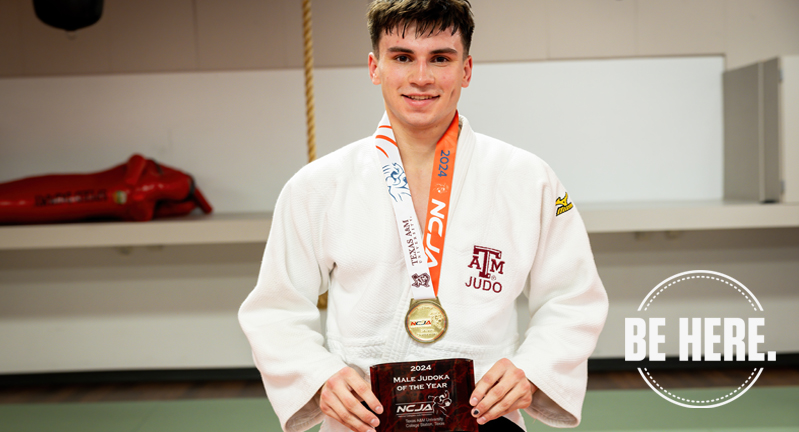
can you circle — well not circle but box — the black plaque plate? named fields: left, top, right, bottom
left=370, top=358, right=478, bottom=432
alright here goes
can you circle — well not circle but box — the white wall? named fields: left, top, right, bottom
left=0, top=56, right=724, bottom=209
left=461, top=57, right=724, bottom=203
left=0, top=70, right=308, bottom=213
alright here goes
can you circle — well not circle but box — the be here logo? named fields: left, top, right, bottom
left=624, top=270, right=777, bottom=408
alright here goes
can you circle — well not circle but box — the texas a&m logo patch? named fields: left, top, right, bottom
left=465, top=246, right=505, bottom=293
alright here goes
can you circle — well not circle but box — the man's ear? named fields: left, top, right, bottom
left=368, top=52, right=381, bottom=85
left=462, top=55, right=473, bottom=88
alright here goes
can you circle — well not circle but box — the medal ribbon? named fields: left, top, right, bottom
left=375, top=112, right=459, bottom=300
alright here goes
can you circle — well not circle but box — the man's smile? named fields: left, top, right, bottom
left=404, top=94, right=439, bottom=101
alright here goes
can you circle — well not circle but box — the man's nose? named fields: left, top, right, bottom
left=410, top=61, right=434, bottom=85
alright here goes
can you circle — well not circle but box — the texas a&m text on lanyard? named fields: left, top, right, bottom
left=374, top=112, right=459, bottom=343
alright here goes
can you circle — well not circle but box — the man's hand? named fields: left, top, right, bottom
left=469, top=358, right=537, bottom=425
left=319, top=367, right=384, bottom=432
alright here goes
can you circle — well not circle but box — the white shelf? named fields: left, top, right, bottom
left=579, top=200, right=799, bottom=233
left=1, top=202, right=798, bottom=250
left=0, top=212, right=272, bottom=250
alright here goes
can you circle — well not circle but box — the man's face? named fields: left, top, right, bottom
left=368, top=25, right=472, bottom=137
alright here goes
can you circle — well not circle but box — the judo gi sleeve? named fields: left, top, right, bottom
left=510, top=163, right=609, bottom=428
left=239, top=177, right=348, bottom=432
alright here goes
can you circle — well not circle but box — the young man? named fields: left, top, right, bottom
left=239, top=1, right=608, bottom=431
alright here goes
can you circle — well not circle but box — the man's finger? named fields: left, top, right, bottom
left=469, top=359, right=506, bottom=409
left=337, top=385, right=381, bottom=429
left=346, top=374, right=384, bottom=415
left=342, top=400, right=380, bottom=431
left=476, top=381, right=532, bottom=424
left=321, top=389, right=377, bottom=432
left=473, top=371, right=515, bottom=420
left=319, top=385, right=352, bottom=426
left=470, top=358, right=514, bottom=415
left=319, top=368, right=382, bottom=432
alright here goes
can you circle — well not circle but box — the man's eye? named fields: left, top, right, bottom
left=396, top=55, right=410, bottom=62
left=433, top=56, right=450, bottom=63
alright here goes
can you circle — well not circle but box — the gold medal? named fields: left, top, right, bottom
left=405, top=297, right=448, bottom=343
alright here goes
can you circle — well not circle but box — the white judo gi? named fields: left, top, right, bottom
left=238, top=115, right=608, bottom=432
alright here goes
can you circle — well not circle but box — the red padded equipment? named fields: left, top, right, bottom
left=0, top=154, right=213, bottom=224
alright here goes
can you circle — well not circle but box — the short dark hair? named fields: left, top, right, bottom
left=367, top=0, right=474, bottom=57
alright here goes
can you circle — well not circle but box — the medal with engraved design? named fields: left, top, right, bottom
left=406, top=297, right=448, bottom=343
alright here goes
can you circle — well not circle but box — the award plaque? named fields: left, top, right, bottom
left=370, top=358, right=478, bottom=432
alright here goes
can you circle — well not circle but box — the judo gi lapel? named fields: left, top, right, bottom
left=446, top=115, right=475, bottom=227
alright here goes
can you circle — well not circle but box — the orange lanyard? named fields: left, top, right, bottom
left=423, top=114, right=459, bottom=295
